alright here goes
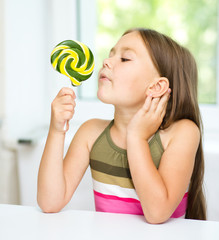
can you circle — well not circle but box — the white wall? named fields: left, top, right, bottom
left=1, top=0, right=78, bottom=140
left=4, top=0, right=48, bottom=139
left=0, top=0, right=78, bottom=204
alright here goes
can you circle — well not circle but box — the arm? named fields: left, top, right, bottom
left=127, top=93, right=200, bottom=223
left=37, top=88, right=90, bottom=212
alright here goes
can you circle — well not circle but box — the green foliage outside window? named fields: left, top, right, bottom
left=96, top=0, right=218, bottom=103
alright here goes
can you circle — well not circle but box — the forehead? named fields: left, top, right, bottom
left=111, top=31, right=149, bottom=58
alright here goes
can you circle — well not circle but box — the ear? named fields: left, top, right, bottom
left=146, top=77, right=169, bottom=97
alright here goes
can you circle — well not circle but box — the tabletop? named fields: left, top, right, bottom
left=0, top=204, right=219, bottom=240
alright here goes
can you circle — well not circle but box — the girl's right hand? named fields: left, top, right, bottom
left=50, top=87, right=76, bottom=133
left=127, top=89, right=171, bottom=141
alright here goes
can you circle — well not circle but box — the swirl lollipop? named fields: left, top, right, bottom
left=50, top=40, right=95, bottom=130
left=50, top=40, right=95, bottom=86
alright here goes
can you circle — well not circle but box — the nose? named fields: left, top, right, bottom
left=103, top=57, right=112, bottom=69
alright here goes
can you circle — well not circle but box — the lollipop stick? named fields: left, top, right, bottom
left=64, top=121, right=68, bottom=131
left=63, top=80, right=72, bottom=131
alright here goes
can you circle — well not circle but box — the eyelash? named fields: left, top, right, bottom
left=121, top=58, right=130, bottom=62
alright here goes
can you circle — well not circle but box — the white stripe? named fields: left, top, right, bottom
left=93, top=179, right=140, bottom=200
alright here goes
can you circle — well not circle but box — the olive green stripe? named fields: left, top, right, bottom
left=90, top=129, right=129, bottom=168
left=56, top=53, right=69, bottom=73
left=86, top=49, right=94, bottom=68
left=57, top=40, right=83, bottom=52
left=148, top=132, right=164, bottom=169
left=51, top=49, right=62, bottom=64
left=91, top=169, right=134, bottom=189
left=71, top=48, right=84, bottom=67
left=90, top=159, right=131, bottom=179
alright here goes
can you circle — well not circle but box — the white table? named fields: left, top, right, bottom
left=0, top=204, right=219, bottom=240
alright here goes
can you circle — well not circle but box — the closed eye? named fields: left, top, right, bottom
left=121, top=58, right=130, bottom=62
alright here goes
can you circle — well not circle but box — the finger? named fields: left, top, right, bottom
left=160, top=108, right=167, bottom=120
left=160, top=100, right=168, bottom=118
left=155, top=90, right=170, bottom=114
left=142, top=94, right=153, bottom=112
left=62, top=110, right=74, bottom=121
left=59, top=95, right=76, bottom=105
left=150, top=97, right=160, bottom=112
left=63, top=103, right=76, bottom=112
left=58, top=87, right=76, bottom=98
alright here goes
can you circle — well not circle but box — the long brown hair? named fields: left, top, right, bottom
left=124, top=28, right=206, bottom=220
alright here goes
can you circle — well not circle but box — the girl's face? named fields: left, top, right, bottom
left=97, top=31, right=160, bottom=109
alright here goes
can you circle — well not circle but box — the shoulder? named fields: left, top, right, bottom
left=79, top=118, right=111, bottom=133
left=170, top=119, right=200, bottom=136
left=159, top=119, right=200, bottom=150
left=76, top=118, right=111, bottom=151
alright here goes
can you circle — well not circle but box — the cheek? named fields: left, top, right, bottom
left=125, top=74, right=148, bottom=94
left=118, top=82, right=147, bottom=105
left=125, top=76, right=149, bottom=101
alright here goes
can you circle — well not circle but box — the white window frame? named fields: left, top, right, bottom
left=200, top=0, right=219, bottom=136
left=72, top=0, right=114, bottom=125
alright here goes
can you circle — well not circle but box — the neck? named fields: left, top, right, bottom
left=110, top=105, right=141, bottom=149
left=113, top=106, right=139, bottom=134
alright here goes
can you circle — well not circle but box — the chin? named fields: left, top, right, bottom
left=97, top=90, right=113, bottom=104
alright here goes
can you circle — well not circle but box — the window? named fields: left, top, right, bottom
left=95, top=0, right=218, bottom=104
left=78, top=0, right=219, bottom=133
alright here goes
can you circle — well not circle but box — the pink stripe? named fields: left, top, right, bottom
left=170, top=192, right=188, bottom=218
left=94, top=190, right=188, bottom=218
left=94, top=190, right=144, bottom=215
left=94, top=190, right=140, bottom=203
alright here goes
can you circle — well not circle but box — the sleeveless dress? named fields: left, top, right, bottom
left=90, top=120, right=188, bottom=218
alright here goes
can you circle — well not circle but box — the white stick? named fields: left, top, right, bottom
left=64, top=121, right=67, bottom=131
left=63, top=81, right=72, bottom=131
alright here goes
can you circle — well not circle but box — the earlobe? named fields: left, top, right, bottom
left=146, top=77, right=169, bottom=97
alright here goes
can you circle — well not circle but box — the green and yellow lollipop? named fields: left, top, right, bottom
left=50, top=40, right=95, bottom=86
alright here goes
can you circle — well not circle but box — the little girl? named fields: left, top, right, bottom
left=37, top=28, right=206, bottom=223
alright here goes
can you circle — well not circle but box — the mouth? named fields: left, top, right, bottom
left=99, top=72, right=111, bottom=82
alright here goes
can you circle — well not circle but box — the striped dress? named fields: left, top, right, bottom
left=90, top=120, right=188, bottom=218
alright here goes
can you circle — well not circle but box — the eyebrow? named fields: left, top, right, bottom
left=109, top=46, right=136, bottom=55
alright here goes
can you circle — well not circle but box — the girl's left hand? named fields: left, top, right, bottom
left=127, top=89, right=171, bottom=141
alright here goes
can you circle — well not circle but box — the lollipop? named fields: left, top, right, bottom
left=50, top=40, right=95, bottom=86
left=50, top=40, right=95, bottom=130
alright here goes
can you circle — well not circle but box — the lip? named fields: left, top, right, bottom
left=99, top=72, right=111, bottom=82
